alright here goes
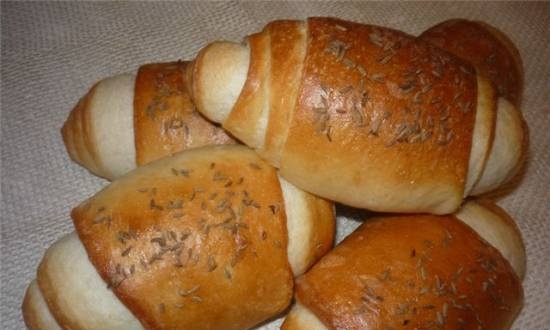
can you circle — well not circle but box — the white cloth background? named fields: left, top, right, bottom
left=1, top=2, right=549, bottom=329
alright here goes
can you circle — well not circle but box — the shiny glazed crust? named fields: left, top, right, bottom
left=62, top=62, right=235, bottom=181
left=191, top=17, right=505, bottom=214
left=281, top=18, right=479, bottom=214
left=23, top=145, right=336, bottom=329
left=134, top=62, right=235, bottom=166
left=419, top=19, right=529, bottom=194
left=419, top=19, right=523, bottom=106
left=284, top=200, right=524, bottom=330
left=190, top=17, right=528, bottom=213
left=72, top=145, right=293, bottom=329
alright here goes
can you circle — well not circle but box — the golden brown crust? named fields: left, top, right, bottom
left=72, top=145, right=293, bottom=330
left=259, top=20, right=306, bottom=166
left=134, top=62, right=235, bottom=166
left=223, top=31, right=271, bottom=149
left=295, top=213, right=523, bottom=330
left=189, top=17, right=525, bottom=213
left=478, top=21, right=524, bottom=101
left=280, top=17, right=477, bottom=213
left=420, top=19, right=523, bottom=106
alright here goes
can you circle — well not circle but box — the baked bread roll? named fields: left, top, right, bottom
left=282, top=200, right=525, bottom=330
left=419, top=19, right=523, bottom=106
left=189, top=17, right=526, bottom=214
left=419, top=20, right=528, bottom=194
left=22, top=145, right=335, bottom=330
left=61, top=61, right=236, bottom=180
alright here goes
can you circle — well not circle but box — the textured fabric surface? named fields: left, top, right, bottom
left=1, top=2, right=549, bottom=329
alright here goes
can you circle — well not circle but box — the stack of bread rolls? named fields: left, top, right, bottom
left=23, top=17, right=527, bottom=330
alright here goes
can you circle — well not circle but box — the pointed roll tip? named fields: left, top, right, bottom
left=471, top=98, right=526, bottom=195
left=455, top=199, right=527, bottom=280
left=60, top=86, right=104, bottom=177
left=61, top=74, right=137, bottom=181
left=190, top=41, right=250, bottom=124
left=22, top=280, right=62, bottom=330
